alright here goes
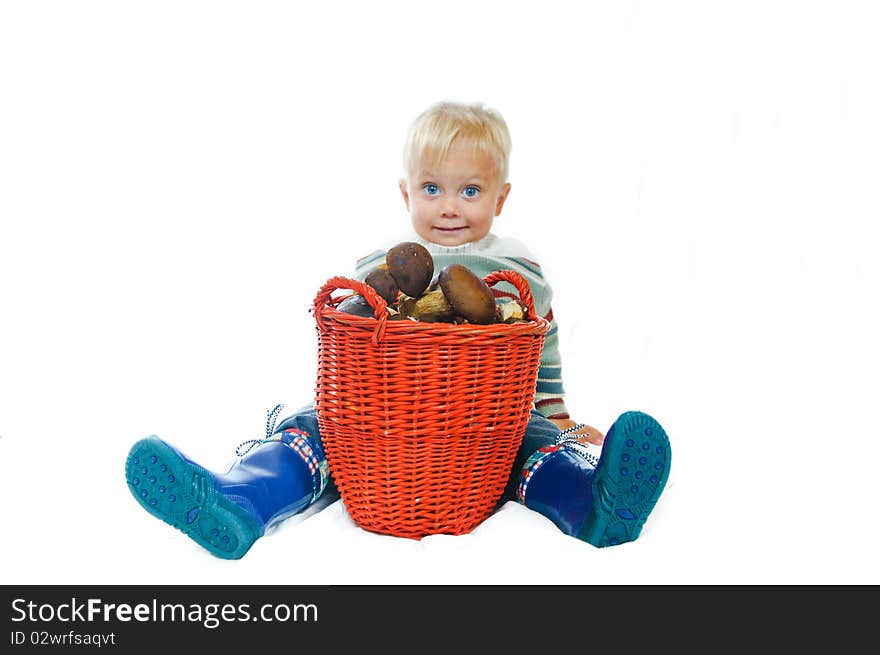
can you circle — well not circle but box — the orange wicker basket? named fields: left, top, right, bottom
left=312, top=270, right=550, bottom=539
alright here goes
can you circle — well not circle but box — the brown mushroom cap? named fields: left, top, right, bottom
left=364, top=264, right=400, bottom=304
left=386, top=242, right=434, bottom=298
left=437, top=264, right=496, bottom=325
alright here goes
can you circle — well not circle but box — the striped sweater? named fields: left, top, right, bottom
left=353, top=232, right=570, bottom=420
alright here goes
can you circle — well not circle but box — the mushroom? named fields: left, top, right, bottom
left=335, top=294, right=375, bottom=318
left=364, top=264, right=400, bottom=304
left=385, top=242, right=434, bottom=298
left=385, top=306, right=413, bottom=321
left=495, top=298, right=526, bottom=323
left=437, top=264, right=497, bottom=325
left=397, top=288, right=456, bottom=323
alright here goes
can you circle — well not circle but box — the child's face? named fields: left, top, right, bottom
left=400, top=141, right=511, bottom=247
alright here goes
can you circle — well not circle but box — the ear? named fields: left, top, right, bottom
left=399, top=179, right=411, bottom=211
left=495, top=183, right=511, bottom=216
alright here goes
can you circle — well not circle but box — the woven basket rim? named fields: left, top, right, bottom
left=318, top=302, right=551, bottom=337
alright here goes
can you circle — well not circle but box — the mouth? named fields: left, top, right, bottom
left=433, top=226, right=467, bottom=232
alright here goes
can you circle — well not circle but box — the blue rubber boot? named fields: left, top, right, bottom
left=517, top=411, right=671, bottom=547
left=124, top=406, right=330, bottom=559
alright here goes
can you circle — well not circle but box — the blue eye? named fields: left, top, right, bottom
left=462, top=186, right=480, bottom=199
left=423, top=183, right=440, bottom=196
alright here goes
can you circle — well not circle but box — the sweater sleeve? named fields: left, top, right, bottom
left=351, top=249, right=571, bottom=420
left=490, top=256, right=570, bottom=421
left=531, top=307, right=570, bottom=420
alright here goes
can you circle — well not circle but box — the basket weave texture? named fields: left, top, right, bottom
left=312, top=270, right=550, bottom=538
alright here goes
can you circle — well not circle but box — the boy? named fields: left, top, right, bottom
left=125, top=101, right=671, bottom=559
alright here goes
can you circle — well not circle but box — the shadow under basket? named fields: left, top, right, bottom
left=312, top=270, right=549, bottom=539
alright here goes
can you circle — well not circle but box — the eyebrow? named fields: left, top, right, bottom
left=417, top=171, right=487, bottom=183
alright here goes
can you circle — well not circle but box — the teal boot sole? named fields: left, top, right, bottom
left=578, top=411, right=671, bottom=547
left=125, top=436, right=263, bottom=560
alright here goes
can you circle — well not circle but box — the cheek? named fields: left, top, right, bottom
left=410, top=201, right=433, bottom=223
left=468, top=200, right=495, bottom=222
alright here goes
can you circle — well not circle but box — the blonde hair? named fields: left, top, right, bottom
left=402, top=101, right=512, bottom=183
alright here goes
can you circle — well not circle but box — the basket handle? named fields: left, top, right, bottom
left=483, top=269, right=539, bottom=321
left=313, top=276, right=389, bottom=345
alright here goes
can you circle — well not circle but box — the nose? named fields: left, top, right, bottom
left=439, top=199, right=460, bottom=218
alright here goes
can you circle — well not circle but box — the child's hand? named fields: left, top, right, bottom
left=549, top=418, right=605, bottom=446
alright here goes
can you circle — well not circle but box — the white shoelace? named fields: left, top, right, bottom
left=555, top=424, right=602, bottom=468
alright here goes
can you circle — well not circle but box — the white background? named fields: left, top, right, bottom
left=1, top=1, right=878, bottom=585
